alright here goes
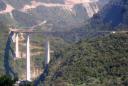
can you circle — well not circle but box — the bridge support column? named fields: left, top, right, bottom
left=15, top=33, right=19, bottom=58
left=26, top=34, right=31, bottom=81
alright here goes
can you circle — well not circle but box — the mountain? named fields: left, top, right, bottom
left=1, top=0, right=128, bottom=85
left=0, top=1, right=6, bottom=11
left=0, top=0, right=109, bottom=31
left=98, top=0, right=127, bottom=26
left=88, top=0, right=128, bottom=28
left=12, top=10, right=40, bottom=27
left=52, top=0, right=128, bottom=42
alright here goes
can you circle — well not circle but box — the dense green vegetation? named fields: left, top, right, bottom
left=0, top=75, right=33, bottom=86
left=0, top=22, right=8, bottom=76
left=0, top=75, right=17, bottom=86
left=45, top=33, right=128, bottom=86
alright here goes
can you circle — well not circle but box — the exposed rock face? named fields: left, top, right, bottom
left=82, top=2, right=99, bottom=17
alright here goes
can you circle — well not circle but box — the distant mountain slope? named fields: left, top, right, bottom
left=12, top=10, right=40, bottom=27
left=53, top=0, right=128, bottom=42
left=0, top=1, right=6, bottom=11
left=92, top=0, right=128, bottom=26
left=4, top=0, right=31, bottom=9
left=4, top=0, right=65, bottom=9
left=100, top=0, right=126, bottom=26
left=21, top=1, right=102, bottom=31
left=0, top=0, right=109, bottom=31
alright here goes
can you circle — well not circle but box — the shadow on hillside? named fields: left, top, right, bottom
left=4, top=31, right=17, bottom=78
left=34, top=64, right=49, bottom=86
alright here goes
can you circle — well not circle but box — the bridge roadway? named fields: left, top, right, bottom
left=10, top=28, right=128, bottom=34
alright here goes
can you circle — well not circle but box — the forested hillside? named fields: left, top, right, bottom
left=45, top=32, right=128, bottom=86
left=0, top=22, right=8, bottom=75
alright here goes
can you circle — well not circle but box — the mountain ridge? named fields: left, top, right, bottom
left=0, top=0, right=109, bottom=31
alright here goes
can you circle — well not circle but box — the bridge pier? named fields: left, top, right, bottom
left=26, top=34, right=31, bottom=81
left=10, top=28, right=52, bottom=81
left=15, top=33, right=19, bottom=58
left=45, top=41, right=50, bottom=65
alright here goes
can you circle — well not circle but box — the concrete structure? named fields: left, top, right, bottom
left=26, top=34, right=31, bottom=81
left=45, top=41, right=50, bottom=65
left=10, top=28, right=51, bottom=81
left=15, top=33, right=19, bottom=58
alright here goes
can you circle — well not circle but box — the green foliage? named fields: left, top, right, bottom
left=0, top=22, right=8, bottom=76
left=0, top=75, right=17, bottom=86
left=47, top=33, right=128, bottom=86
left=19, top=81, right=34, bottom=86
